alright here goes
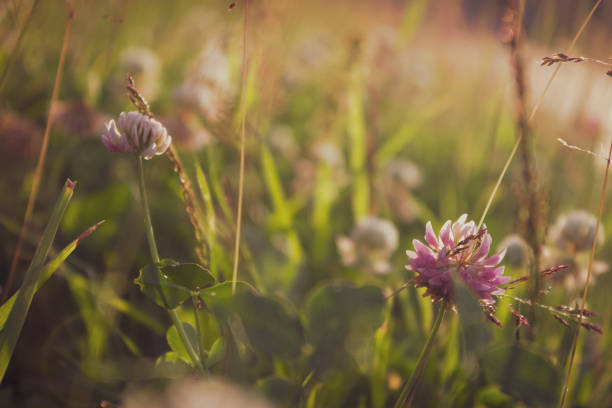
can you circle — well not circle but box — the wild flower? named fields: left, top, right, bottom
left=101, top=111, right=171, bottom=159
left=173, top=38, right=233, bottom=123
left=269, top=125, right=300, bottom=160
left=406, top=215, right=509, bottom=304
left=0, top=111, right=40, bottom=168
left=120, top=47, right=161, bottom=100
left=337, top=216, right=399, bottom=274
left=385, top=158, right=423, bottom=190
left=380, top=159, right=423, bottom=223
left=548, top=210, right=603, bottom=254
left=497, top=234, right=530, bottom=268
left=160, top=114, right=212, bottom=151
left=51, top=99, right=109, bottom=137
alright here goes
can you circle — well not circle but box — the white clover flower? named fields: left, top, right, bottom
left=174, top=82, right=227, bottom=123
left=120, top=47, right=161, bottom=99
left=173, top=38, right=234, bottom=123
left=102, top=111, right=171, bottom=160
left=337, top=217, right=399, bottom=274
left=385, top=158, right=423, bottom=190
left=497, top=234, right=531, bottom=268
left=548, top=210, right=603, bottom=254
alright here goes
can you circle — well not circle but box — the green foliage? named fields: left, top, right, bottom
left=0, top=180, right=76, bottom=382
left=134, top=260, right=215, bottom=309
left=304, top=283, right=386, bottom=367
left=481, top=345, right=561, bottom=406
left=203, top=282, right=305, bottom=358
left=166, top=322, right=200, bottom=364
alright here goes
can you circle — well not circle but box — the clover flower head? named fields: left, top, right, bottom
left=337, top=217, right=399, bottom=274
left=406, top=214, right=509, bottom=303
left=101, top=111, right=171, bottom=159
left=497, top=234, right=530, bottom=268
left=120, top=47, right=161, bottom=99
left=548, top=210, right=603, bottom=253
left=385, top=158, right=423, bottom=190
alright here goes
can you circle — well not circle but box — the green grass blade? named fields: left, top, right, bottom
left=347, top=68, right=369, bottom=220
left=261, top=146, right=303, bottom=265
left=0, top=179, right=76, bottom=383
left=194, top=158, right=218, bottom=279
left=0, top=220, right=104, bottom=330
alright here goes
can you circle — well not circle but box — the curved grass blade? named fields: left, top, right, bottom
left=0, top=220, right=104, bottom=330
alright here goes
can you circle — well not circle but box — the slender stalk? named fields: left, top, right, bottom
left=3, top=0, right=74, bottom=303
left=137, top=157, right=160, bottom=263
left=231, top=0, right=249, bottom=294
left=192, top=295, right=208, bottom=374
left=558, top=140, right=612, bottom=408
left=136, top=157, right=204, bottom=373
left=394, top=302, right=446, bottom=408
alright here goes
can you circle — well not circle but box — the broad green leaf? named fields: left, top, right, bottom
left=257, top=376, right=301, bottom=406
left=158, top=259, right=215, bottom=291
left=481, top=345, right=560, bottom=405
left=134, top=264, right=191, bottom=309
left=474, top=386, right=513, bottom=408
left=200, top=281, right=254, bottom=308
left=155, top=351, right=192, bottom=378
left=0, top=179, right=75, bottom=383
left=206, top=337, right=226, bottom=368
left=304, top=282, right=385, bottom=362
left=202, top=282, right=305, bottom=358
left=166, top=322, right=200, bottom=365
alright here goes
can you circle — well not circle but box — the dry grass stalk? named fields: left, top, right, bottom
left=503, top=0, right=544, bottom=329
left=231, top=0, right=249, bottom=293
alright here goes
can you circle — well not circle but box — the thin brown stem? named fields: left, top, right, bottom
left=3, top=0, right=74, bottom=303
left=231, top=0, right=249, bottom=294
left=559, top=141, right=612, bottom=407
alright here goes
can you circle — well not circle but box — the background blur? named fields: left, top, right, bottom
left=1, top=0, right=612, bottom=407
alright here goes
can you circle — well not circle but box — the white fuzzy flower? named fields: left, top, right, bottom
left=548, top=210, right=604, bottom=254
left=337, top=217, right=399, bottom=274
left=101, top=111, right=171, bottom=159
left=120, top=47, right=161, bottom=99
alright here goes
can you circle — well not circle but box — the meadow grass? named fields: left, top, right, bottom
left=1, top=1, right=611, bottom=407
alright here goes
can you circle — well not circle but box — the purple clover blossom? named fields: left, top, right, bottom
left=406, top=214, right=510, bottom=304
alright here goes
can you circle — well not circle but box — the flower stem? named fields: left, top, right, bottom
left=394, top=302, right=446, bottom=408
left=136, top=156, right=204, bottom=373
left=192, top=295, right=209, bottom=375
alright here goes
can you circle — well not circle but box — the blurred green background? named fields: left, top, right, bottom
left=1, top=0, right=612, bottom=406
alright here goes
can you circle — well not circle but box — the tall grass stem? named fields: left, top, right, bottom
left=231, top=0, right=249, bottom=294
